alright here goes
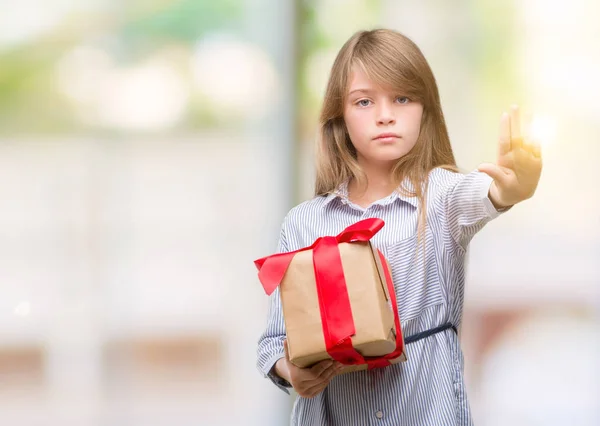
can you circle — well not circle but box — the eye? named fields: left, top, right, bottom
left=357, top=99, right=372, bottom=107
left=396, top=97, right=410, bottom=104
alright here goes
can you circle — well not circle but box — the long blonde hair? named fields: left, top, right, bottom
left=315, top=29, right=458, bottom=239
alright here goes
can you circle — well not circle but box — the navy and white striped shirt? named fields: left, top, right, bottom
left=257, top=168, right=506, bottom=425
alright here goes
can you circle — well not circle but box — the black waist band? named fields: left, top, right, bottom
left=404, top=322, right=457, bottom=345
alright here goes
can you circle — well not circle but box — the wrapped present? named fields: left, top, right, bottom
left=255, top=218, right=406, bottom=372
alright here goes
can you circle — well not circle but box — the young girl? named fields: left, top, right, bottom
left=256, top=29, right=542, bottom=426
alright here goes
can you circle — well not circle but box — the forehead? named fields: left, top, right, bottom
left=347, top=64, right=393, bottom=94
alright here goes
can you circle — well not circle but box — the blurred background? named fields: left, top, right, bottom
left=0, top=0, right=598, bottom=425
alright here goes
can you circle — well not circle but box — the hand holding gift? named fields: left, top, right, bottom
left=274, top=340, right=344, bottom=398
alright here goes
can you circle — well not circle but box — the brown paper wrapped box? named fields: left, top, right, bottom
left=281, top=240, right=406, bottom=373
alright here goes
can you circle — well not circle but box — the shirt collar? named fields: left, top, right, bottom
left=323, top=179, right=419, bottom=208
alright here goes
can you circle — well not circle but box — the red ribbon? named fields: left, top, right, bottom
left=254, top=218, right=404, bottom=368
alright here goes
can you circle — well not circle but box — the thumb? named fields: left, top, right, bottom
left=283, top=339, right=289, bottom=360
left=478, top=163, right=506, bottom=183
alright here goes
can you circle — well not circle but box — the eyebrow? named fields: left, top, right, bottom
left=348, top=88, right=374, bottom=96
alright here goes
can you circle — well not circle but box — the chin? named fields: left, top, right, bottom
left=371, top=149, right=410, bottom=163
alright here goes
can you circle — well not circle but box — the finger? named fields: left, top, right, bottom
left=478, top=163, right=508, bottom=183
left=510, top=104, right=522, bottom=139
left=531, top=139, right=542, bottom=158
left=306, top=363, right=339, bottom=384
left=303, top=381, right=327, bottom=398
left=303, top=370, right=336, bottom=397
left=297, top=364, right=337, bottom=393
left=523, top=112, right=543, bottom=158
left=309, top=359, right=335, bottom=378
left=529, top=138, right=542, bottom=158
left=498, top=112, right=511, bottom=155
left=509, top=105, right=523, bottom=150
left=283, top=339, right=289, bottom=360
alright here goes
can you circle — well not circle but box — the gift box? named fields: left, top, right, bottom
left=255, top=218, right=406, bottom=373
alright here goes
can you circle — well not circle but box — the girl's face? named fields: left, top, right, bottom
left=344, top=65, right=423, bottom=168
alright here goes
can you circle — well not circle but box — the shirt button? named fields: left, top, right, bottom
left=375, top=411, right=383, bottom=419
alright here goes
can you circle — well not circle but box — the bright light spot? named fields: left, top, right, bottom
left=191, top=35, right=281, bottom=120
left=56, top=48, right=190, bottom=131
left=95, top=59, right=190, bottom=131
left=529, top=115, right=557, bottom=148
left=14, top=301, right=31, bottom=317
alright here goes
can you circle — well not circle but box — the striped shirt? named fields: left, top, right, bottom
left=257, top=168, right=506, bottom=426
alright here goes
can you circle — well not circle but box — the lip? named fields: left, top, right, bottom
left=373, top=132, right=400, bottom=141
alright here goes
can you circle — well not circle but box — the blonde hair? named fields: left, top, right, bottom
left=315, top=29, right=458, bottom=240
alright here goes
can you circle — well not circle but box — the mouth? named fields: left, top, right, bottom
left=373, top=133, right=400, bottom=142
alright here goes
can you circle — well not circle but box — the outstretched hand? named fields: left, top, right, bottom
left=478, top=105, right=542, bottom=209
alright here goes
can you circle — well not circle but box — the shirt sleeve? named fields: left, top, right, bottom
left=256, top=219, right=292, bottom=394
left=437, top=170, right=510, bottom=250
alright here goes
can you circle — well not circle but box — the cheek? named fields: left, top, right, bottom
left=344, top=111, right=366, bottom=140
left=406, top=108, right=423, bottom=139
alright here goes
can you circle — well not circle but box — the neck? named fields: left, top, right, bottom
left=347, top=161, right=397, bottom=207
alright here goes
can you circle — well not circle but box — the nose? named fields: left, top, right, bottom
left=376, top=102, right=396, bottom=126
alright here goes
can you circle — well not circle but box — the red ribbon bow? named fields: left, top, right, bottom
left=254, top=218, right=404, bottom=368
